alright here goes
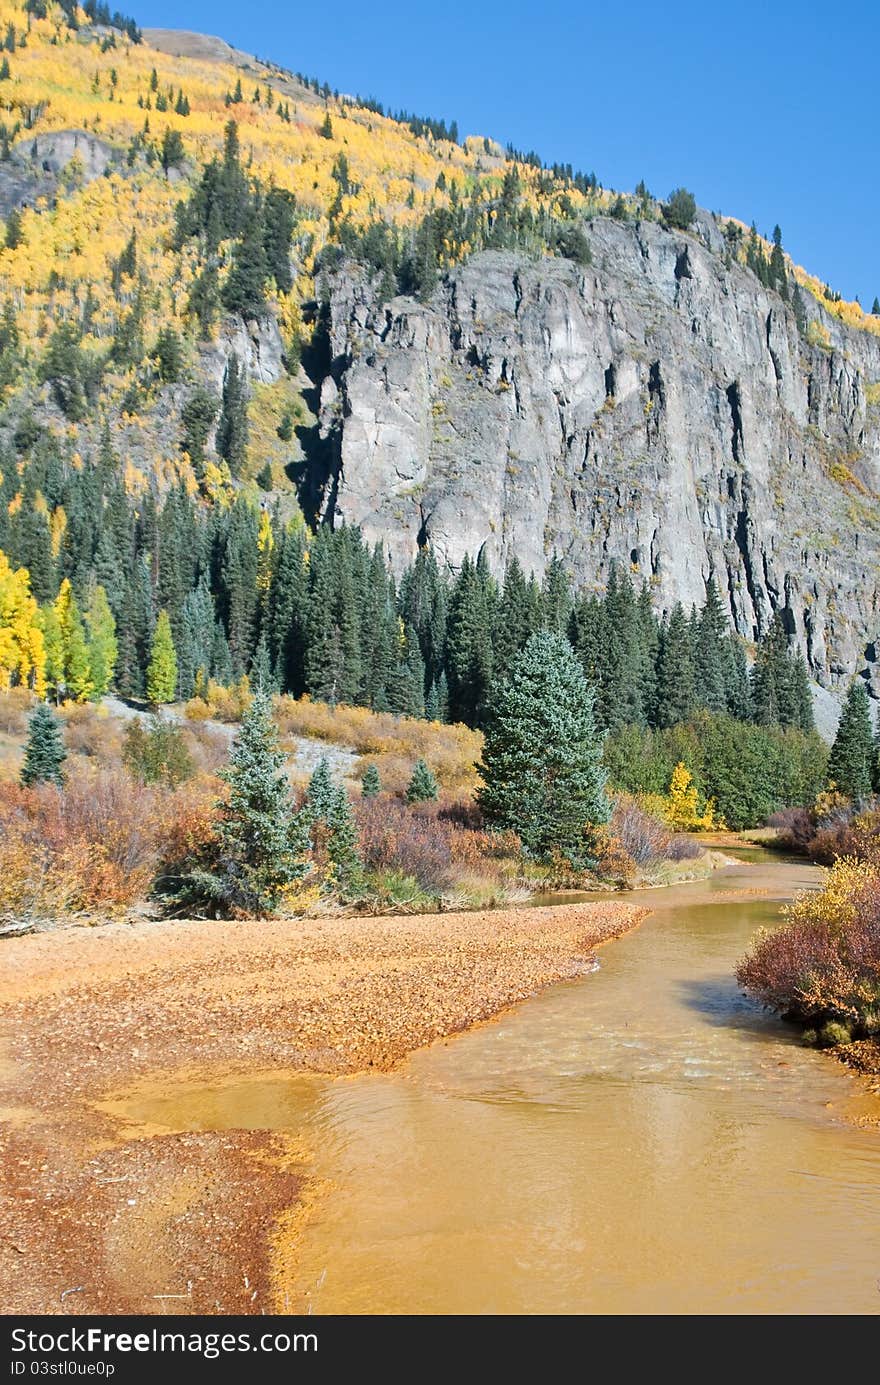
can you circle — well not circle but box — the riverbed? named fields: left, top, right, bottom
left=106, top=855, right=880, bottom=1315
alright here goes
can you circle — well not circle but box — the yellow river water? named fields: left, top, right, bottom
left=112, top=854, right=880, bottom=1315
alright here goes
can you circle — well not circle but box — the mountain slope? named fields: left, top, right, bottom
left=315, top=223, right=880, bottom=688
left=0, top=0, right=877, bottom=697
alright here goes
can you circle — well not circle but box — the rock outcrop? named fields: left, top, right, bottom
left=311, top=217, right=880, bottom=690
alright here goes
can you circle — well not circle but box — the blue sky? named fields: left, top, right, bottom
left=137, top=0, right=878, bottom=306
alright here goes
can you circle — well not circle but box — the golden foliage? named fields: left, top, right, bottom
left=0, top=548, right=46, bottom=695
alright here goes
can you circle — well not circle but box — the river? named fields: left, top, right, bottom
left=113, top=855, right=880, bottom=1315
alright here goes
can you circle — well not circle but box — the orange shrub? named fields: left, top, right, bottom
left=0, top=765, right=217, bottom=921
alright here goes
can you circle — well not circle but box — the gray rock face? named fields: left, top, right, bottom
left=201, top=313, right=286, bottom=390
left=313, top=219, right=880, bottom=689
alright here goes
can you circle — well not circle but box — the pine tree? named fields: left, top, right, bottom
left=216, top=352, right=249, bottom=475
left=477, top=631, right=609, bottom=866
left=361, top=763, right=381, bottom=798
left=320, top=111, right=333, bottom=139
left=751, top=612, right=814, bottom=731
left=146, top=609, right=178, bottom=705
left=222, top=224, right=269, bottom=318
left=406, top=758, right=438, bottom=803
left=827, top=680, right=874, bottom=801
left=493, top=555, right=541, bottom=679
left=872, top=297, right=880, bottom=316
left=541, top=557, right=572, bottom=634
left=445, top=553, right=495, bottom=725
left=191, top=692, right=310, bottom=913
left=306, top=756, right=363, bottom=892
left=266, top=522, right=307, bottom=694
left=694, top=578, right=729, bottom=713
left=20, top=702, right=66, bottom=787
left=655, top=603, right=696, bottom=728
left=5, top=206, right=22, bottom=250
left=249, top=631, right=274, bottom=693
left=177, top=578, right=216, bottom=699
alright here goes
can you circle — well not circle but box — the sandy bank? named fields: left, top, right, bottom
left=0, top=897, right=644, bottom=1315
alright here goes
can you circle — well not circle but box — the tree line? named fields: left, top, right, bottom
left=0, top=421, right=818, bottom=739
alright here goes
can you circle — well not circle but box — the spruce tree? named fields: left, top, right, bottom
left=20, top=702, right=66, bottom=787
left=216, top=352, right=249, bottom=475
left=445, top=553, right=494, bottom=725
left=655, top=603, right=697, bottom=728
left=751, top=612, right=814, bottom=731
left=694, top=578, right=729, bottom=713
left=873, top=297, right=880, bottom=316
left=827, top=680, right=874, bottom=801
left=406, top=758, right=438, bottom=803
left=306, top=757, right=363, bottom=892
left=146, top=609, right=178, bottom=705
left=477, top=631, right=609, bottom=866
left=361, top=763, right=381, bottom=798
left=199, top=692, right=310, bottom=913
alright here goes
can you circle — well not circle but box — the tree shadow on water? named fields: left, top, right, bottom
left=675, top=975, right=786, bottom=1042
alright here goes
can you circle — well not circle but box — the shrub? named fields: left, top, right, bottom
left=768, top=806, right=815, bottom=852
left=609, top=793, right=671, bottom=865
left=274, top=694, right=482, bottom=794
left=0, top=765, right=213, bottom=920
left=667, top=833, right=703, bottom=861
left=737, top=857, right=880, bottom=1036
left=122, top=716, right=194, bottom=787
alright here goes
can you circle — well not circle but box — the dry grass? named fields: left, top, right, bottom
left=274, top=696, right=483, bottom=794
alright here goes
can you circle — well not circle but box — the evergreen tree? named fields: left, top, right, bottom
left=194, top=692, right=310, bottom=913
left=249, top=630, right=274, bottom=693
left=406, top=758, right=438, bottom=803
left=541, top=556, right=572, bottom=634
left=873, top=297, right=880, bottom=317
left=266, top=522, right=307, bottom=694
left=694, top=578, right=729, bottom=713
left=655, top=603, right=696, bottom=728
left=20, top=702, right=66, bottom=787
left=477, top=631, right=609, bottom=866
left=827, top=680, right=874, bottom=801
left=146, top=608, right=178, bottom=705
left=445, top=553, right=495, bottom=725
left=220, top=498, right=260, bottom=676
left=222, top=224, right=269, bottom=318
left=493, top=555, right=541, bottom=679
left=181, top=385, right=218, bottom=471
left=262, top=186, right=296, bottom=292
left=361, top=763, right=381, bottom=798
left=306, top=757, right=363, bottom=891
left=154, top=325, right=184, bottom=382
left=751, top=612, right=814, bottom=731
left=177, top=578, right=216, bottom=699
left=216, top=352, right=249, bottom=475
left=5, top=206, right=22, bottom=250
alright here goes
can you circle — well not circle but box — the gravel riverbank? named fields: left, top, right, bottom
left=0, top=898, right=645, bottom=1314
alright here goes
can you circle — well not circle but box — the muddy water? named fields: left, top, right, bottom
left=111, top=858, right=880, bottom=1315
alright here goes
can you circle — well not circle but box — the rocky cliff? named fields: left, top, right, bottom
left=312, top=215, right=880, bottom=691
